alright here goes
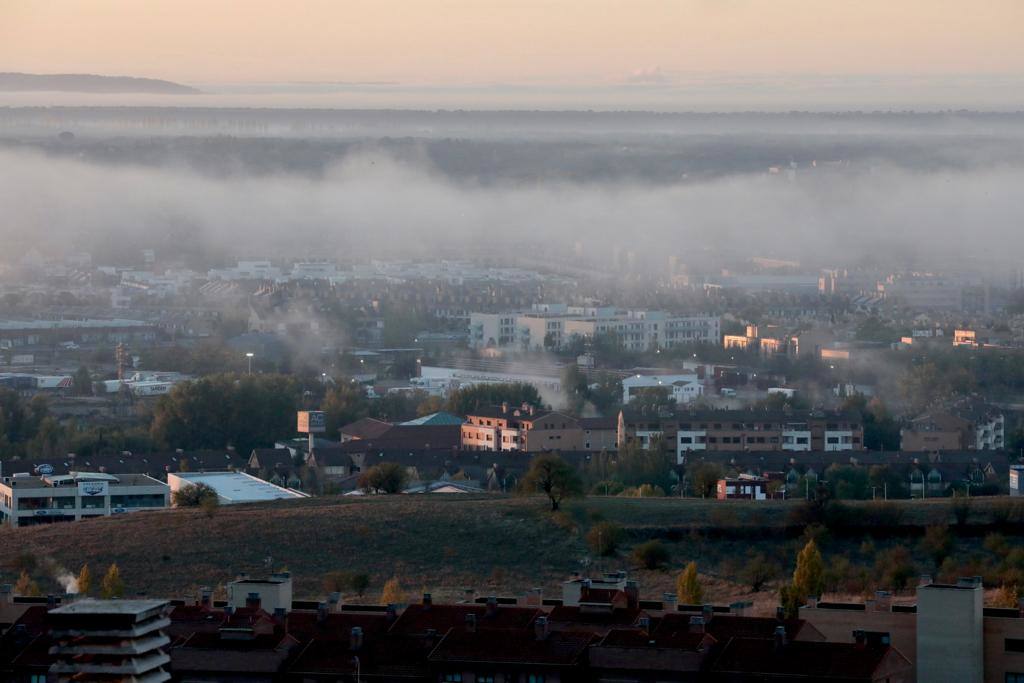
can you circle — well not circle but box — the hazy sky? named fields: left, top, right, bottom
left=3, top=0, right=1024, bottom=86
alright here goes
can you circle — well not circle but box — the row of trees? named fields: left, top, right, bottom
left=13, top=562, right=124, bottom=599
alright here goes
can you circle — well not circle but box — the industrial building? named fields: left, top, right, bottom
left=167, top=470, right=309, bottom=505
left=0, top=471, right=169, bottom=528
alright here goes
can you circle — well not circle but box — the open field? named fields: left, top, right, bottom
left=2, top=495, right=1020, bottom=609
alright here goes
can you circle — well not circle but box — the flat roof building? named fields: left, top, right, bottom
left=167, top=470, right=309, bottom=505
left=0, top=471, right=168, bottom=528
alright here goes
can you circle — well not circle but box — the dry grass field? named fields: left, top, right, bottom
left=1, top=494, right=1018, bottom=608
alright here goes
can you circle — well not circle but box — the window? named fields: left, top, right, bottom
left=827, top=437, right=839, bottom=444
left=680, top=436, right=693, bottom=444
left=476, top=676, right=495, bottom=683
left=528, top=676, right=545, bottom=683
left=1006, top=638, right=1024, bottom=653
left=1005, top=674, right=1024, bottom=683
left=444, top=675, right=463, bottom=683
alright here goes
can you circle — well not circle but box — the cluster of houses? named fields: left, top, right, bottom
left=6, top=570, right=1024, bottom=682
left=0, top=571, right=923, bottom=682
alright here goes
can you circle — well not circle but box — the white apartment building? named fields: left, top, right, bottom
left=622, top=374, right=704, bottom=405
left=468, top=307, right=720, bottom=352
left=0, top=471, right=168, bottom=528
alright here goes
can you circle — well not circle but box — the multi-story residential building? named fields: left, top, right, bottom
left=621, top=373, right=704, bottom=405
left=901, top=403, right=1004, bottom=452
left=461, top=404, right=584, bottom=451
left=468, top=306, right=720, bottom=352
left=801, top=575, right=1024, bottom=683
left=0, top=471, right=168, bottom=528
left=617, top=409, right=864, bottom=463
left=723, top=324, right=798, bottom=356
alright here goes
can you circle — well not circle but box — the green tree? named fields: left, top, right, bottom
left=359, top=462, right=409, bottom=494
left=687, top=462, right=724, bottom=498
left=73, top=366, right=94, bottom=396
left=676, top=561, right=704, bottom=604
left=150, top=373, right=302, bottom=453
left=445, top=383, right=543, bottom=416
left=172, top=482, right=219, bottom=507
left=100, top=563, right=125, bottom=599
left=521, top=453, right=583, bottom=511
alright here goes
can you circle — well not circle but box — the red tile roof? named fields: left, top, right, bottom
left=709, top=638, right=909, bottom=679
left=389, top=603, right=541, bottom=635
left=429, top=628, right=595, bottom=666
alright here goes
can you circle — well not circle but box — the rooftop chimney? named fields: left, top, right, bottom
left=919, top=574, right=933, bottom=587
left=465, top=612, right=477, bottom=633
left=273, top=607, right=287, bottom=622
left=853, top=629, right=867, bottom=649
left=0, top=584, right=12, bottom=606
left=317, top=601, right=329, bottom=623
left=386, top=604, right=397, bottom=623
left=874, top=591, right=892, bottom=612
left=501, top=402, right=509, bottom=414
left=245, top=592, right=261, bottom=609
left=462, top=587, right=476, bottom=604
left=422, top=593, right=432, bottom=608
left=774, top=625, right=787, bottom=652
left=638, top=616, right=651, bottom=634
left=662, top=592, right=678, bottom=612
left=689, top=616, right=705, bottom=634
left=350, top=626, right=364, bottom=652
left=486, top=596, right=498, bottom=618
left=534, top=616, right=549, bottom=641
left=328, top=592, right=342, bottom=612
left=625, top=581, right=639, bottom=609
left=199, top=587, right=212, bottom=608
left=702, top=604, right=714, bottom=623
left=47, top=594, right=57, bottom=609
left=775, top=606, right=785, bottom=620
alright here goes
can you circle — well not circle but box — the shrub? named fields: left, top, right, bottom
left=742, top=553, right=780, bottom=592
left=874, top=547, right=916, bottom=591
left=586, top=521, right=623, bottom=557
left=172, top=482, right=218, bottom=507
left=380, top=576, right=405, bottom=604
left=100, top=563, right=124, bottom=599
left=632, top=540, right=670, bottom=570
left=590, top=480, right=625, bottom=496
left=359, top=463, right=409, bottom=494
left=920, top=525, right=955, bottom=566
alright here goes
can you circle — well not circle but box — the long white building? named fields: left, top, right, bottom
left=469, top=305, right=720, bottom=352
left=0, top=471, right=168, bottom=528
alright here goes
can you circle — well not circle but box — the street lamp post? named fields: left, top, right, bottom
left=246, top=352, right=254, bottom=375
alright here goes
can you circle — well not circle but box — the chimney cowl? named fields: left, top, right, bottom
left=688, top=616, right=705, bottom=634
left=350, top=626, right=364, bottom=651
left=534, top=615, right=549, bottom=641
left=465, top=612, right=477, bottom=633
left=773, top=625, right=787, bottom=652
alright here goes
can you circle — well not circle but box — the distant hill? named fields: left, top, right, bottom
left=0, top=72, right=200, bottom=94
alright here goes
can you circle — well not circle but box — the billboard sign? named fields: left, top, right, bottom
left=78, top=481, right=109, bottom=497
left=297, top=410, right=326, bottom=434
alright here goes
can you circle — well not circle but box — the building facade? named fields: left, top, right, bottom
left=0, top=471, right=168, bottom=528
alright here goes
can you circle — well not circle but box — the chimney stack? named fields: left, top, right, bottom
left=534, top=616, right=549, bottom=641
left=465, top=612, right=477, bottom=633
left=625, top=581, right=639, bottom=609
left=702, top=604, right=714, bottom=623
left=386, top=604, right=397, bottom=623
left=775, top=606, right=785, bottom=620
left=422, top=593, right=432, bottom=609
left=662, top=592, right=678, bottom=612
left=328, top=592, right=342, bottom=612
left=0, top=584, right=12, bottom=606
left=47, top=594, right=57, bottom=609
left=853, top=629, right=866, bottom=650
left=462, top=587, right=476, bottom=604
left=350, top=626, right=364, bottom=651
left=486, top=596, right=498, bottom=618
left=688, top=616, right=705, bottom=634
left=245, top=592, right=261, bottom=609
left=919, top=574, right=933, bottom=587
left=317, top=601, right=329, bottom=623
left=773, top=625, right=787, bottom=652
left=638, top=616, right=651, bottom=634
left=874, top=591, right=892, bottom=612
left=199, top=586, right=212, bottom=608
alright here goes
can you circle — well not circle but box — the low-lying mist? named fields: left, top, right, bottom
left=2, top=145, right=1022, bottom=269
